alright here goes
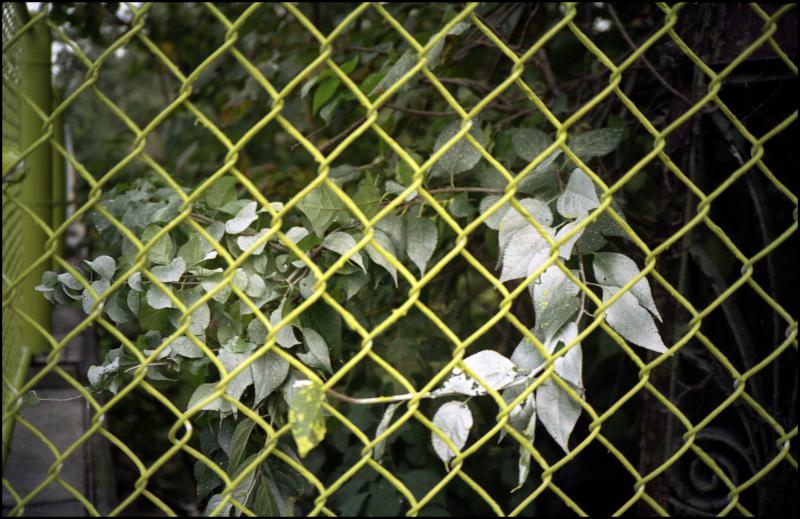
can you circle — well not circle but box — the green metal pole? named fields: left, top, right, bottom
left=51, top=88, right=65, bottom=267
left=2, top=7, right=52, bottom=469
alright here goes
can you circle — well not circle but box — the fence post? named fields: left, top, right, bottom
left=2, top=7, right=52, bottom=468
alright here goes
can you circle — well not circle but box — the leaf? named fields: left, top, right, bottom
left=371, top=50, right=417, bottom=95
left=312, top=76, right=341, bottom=116
left=593, top=252, right=661, bottom=320
left=297, top=184, right=345, bottom=237
left=568, top=127, right=623, bottom=159
left=536, top=377, right=583, bottom=453
left=151, top=257, right=186, bottom=283
left=142, top=224, right=175, bottom=265
left=499, top=227, right=549, bottom=282
left=365, top=228, right=398, bottom=286
left=252, top=351, right=290, bottom=406
left=171, top=336, right=205, bottom=359
left=374, top=403, right=401, bottom=461
left=511, top=322, right=583, bottom=387
left=322, top=231, right=366, bottom=272
left=228, top=419, right=257, bottom=474
left=218, top=349, right=255, bottom=401
left=602, top=287, right=667, bottom=353
left=145, top=284, right=173, bottom=309
left=531, top=266, right=581, bottom=344
left=288, top=380, right=327, bottom=458
left=511, top=128, right=561, bottom=168
left=352, top=175, right=382, bottom=219
left=297, top=328, right=332, bottom=373
left=187, top=383, right=231, bottom=413
left=237, top=228, right=271, bottom=256
left=225, top=201, right=258, bottom=235
left=84, top=255, right=116, bottom=280
left=432, top=120, right=485, bottom=178
left=515, top=404, right=537, bottom=490
left=431, top=401, right=473, bottom=466
left=405, top=214, right=437, bottom=276
left=554, top=220, right=585, bottom=260
left=434, top=350, right=520, bottom=397
left=270, top=301, right=301, bottom=348
left=179, top=233, right=217, bottom=265
left=202, top=176, right=238, bottom=208
left=556, top=168, right=599, bottom=218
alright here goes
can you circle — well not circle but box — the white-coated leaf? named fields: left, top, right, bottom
left=510, top=128, right=562, bottom=172
left=365, top=229, right=398, bottom=286
left=104, top=291, right=130, bottom=324
left=151, top=257, right=186, bottom=283
left=536, top=377, right=582, bottom=453
left=568, top=127, right=623, bottom=159
left=297, top=328, right=331, bottom=373
left=252, top=351, right=290, bottom=406
left=284, top=226, right=309, bottom=245
left=515, top=402, right=537, bottom=490
left=602, top=287, right=667, bottom=353
left=128, top=272, right=143, bottom=291
left=245, top=273, right=267, bottom=298
left=187, top=383, right=232, bottom=413
left=554, top=220, right=585, bottom=260
left=375, top=214, right=406, bottom=259
left=499, top=383, right=536, bottom=443
left=497, top=199, right=555, bottom=246
left=146, top=284, right=173, bottom=309
left=434, top=350, right=520, bottom=397
left=171, top=336, right=205, bottom=359
left=237, top=229, right=271, bottom=255
left=499, top=227, right=549, bottom=282
left=84, top=255, right=116, bottom=280
left=270, top=302, right=300, bottom=348
left=432, top=120, right=485, bottom=178
left=405, top=215, right=437, bottom=275
left=431, top=401, right=473, bottom=466
left=374, top=403, right=401, bottom=461
left=225, top=201, right=258, bottom=235
left=556, top=168, right=599, bottom=218
left=218, top=349, right=254, bottom=401
left=531, top=266, right=581, bottom=344
left=593, top=252, right=661, bottom=320
left=322, top=231, right=365, bottom=272
left=187, top=302, right=211, bottom=335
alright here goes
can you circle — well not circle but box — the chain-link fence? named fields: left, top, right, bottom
left=2, top=3, right=797, bottom=516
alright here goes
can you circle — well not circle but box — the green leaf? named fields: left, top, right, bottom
left=251, top=477, right=280, bottom=516
left=568, top=127, right=624, bottom=159
left=228, top=419, right=257, bottom=474
left=297, top=184, right=346, bottom=237
left=371, top=50, right=417, bottom=95
left=405, top=214, right=437, bottom=276
left=288, top=380, right=327, bottom=458
left=313, top=76, right=341, bottom=116
left=431, top=401, right=473, bottom=466
left=511, top=128, right=560, bottom=166
left=556, top=168, right=600, bottom=218
left=142, top=224, right=175, bottom=265
left=593, top=252, right=661, bottom=320
left=365, top=228, right=399, bottom=286
left=297, top=328, right=332, bottom=373
left=252, top=351, right=290, bottom=406
left=432, top=120, right=485, bottom=178
left=352, top=175, right=382, bottom=219
left=202, top=176, right=238, bottom=208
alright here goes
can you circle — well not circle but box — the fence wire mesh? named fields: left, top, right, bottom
left=2, top=2, right=797, bottom=516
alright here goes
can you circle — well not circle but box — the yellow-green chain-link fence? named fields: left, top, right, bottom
left=2, top=2, right=797, bottom=516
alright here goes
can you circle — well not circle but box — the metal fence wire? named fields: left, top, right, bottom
left=2, top=2, right=797, bottom=516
